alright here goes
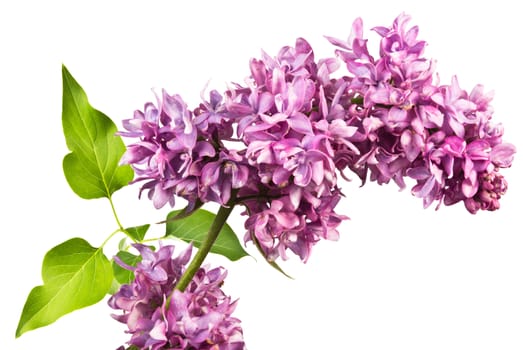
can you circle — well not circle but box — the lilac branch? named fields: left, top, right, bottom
left=174, top=203, right=235, bottom=292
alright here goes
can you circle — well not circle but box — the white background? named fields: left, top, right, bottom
left=2, top=1, right=522, bottom=349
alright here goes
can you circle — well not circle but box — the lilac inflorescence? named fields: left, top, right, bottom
left=119, top=13, right=515, bottom=262
left=324, top=14, right=516, bottom=213
left=109, top=244, right=245, bottom=350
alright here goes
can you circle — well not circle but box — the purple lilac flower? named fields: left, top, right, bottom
left=200, top=150, right=250, bottom=205
left=109, top=244, right=245, bottom=350
left=326, top=12, right=516, bottom=212
left=229, top=38, right=353, bottom=261
left=120, top=37, right=348, bottom=262
left=119, top=13, right=515, bottom=262
left=118, top=91, right=219, bottom=209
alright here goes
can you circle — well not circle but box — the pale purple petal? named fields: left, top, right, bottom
left=400, top=130, right=422, bottom=162
left=462, top=176, right=478, bottom=198
left=491, top=143, right=516, bottom=168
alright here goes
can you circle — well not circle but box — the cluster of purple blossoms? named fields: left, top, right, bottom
left=109, top=244, right=244, bottom=350
left=119, top=13, right=515, bottom=262
left=324, top=14, right=516, bottom=213
left=119, top=39, right=348, bottom=262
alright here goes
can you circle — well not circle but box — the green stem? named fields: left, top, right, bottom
left=108, top=195, right=140, bottom=244
left=108, top=195, right=124, bottom=231
left=101, top=228, right=121, bottom=248
left=175, top=204, right=235, bottom=292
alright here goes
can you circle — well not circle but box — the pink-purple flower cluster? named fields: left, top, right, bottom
left=325, top=14, right=516, bottom=213
left=119, top=39, right=348, bottom=262
left=119, top=13, right=515, bottom=263
left=109, top=244, right=244, bottom=350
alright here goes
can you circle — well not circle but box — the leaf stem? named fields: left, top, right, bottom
left=101, top=228, right=121, bottom=248
left=108, top=196, right=124, bottom=231
left=107, top=195, right=140, bottom=245
left=175, top=204, right=235, bottom=292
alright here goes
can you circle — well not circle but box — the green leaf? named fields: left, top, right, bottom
left=16, top=238, right=113, bottom=337
left=265, top=258, right=293, bottom=279
left=112, top=250, right=142, bottom=284
left=165, top=208, right=249, bottom=261
left=125, top=224, right=150, bottom=242
left=61, top=65, right=133, bottom=199
left=156, top=199, right=204, bottom=224
left=108, top=277, right=121, bottom=295
left=118, top=237, right=128, bottom=251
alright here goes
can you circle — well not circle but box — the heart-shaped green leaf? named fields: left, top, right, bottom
left=61, top=65, right=133, bottom=199
left=16, top=238, right=113, bottom=337
left=165, top=208, right=249, bottom=261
